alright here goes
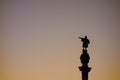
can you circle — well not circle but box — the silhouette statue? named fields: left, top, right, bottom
left=78, top=36, right=90, bottom=50
left=78, top=36, right=91, bottom=80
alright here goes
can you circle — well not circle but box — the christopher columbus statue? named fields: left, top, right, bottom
left=78, top=36, right=90, bottom=50
left=78, top=36, right=91, bottom=80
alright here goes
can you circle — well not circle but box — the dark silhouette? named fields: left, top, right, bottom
left=80, top=49, right=90, bottom=65
left=78, top=36, right=91, bottom=80
left=79, top=49, right=91, bottom=80
left=78, top=36, right=90, bottom=50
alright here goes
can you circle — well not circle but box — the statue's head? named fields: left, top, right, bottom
left=85, top=36, right=87, bottom=39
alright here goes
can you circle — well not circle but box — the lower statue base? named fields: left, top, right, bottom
left=78, top=66, right=91, bottom=72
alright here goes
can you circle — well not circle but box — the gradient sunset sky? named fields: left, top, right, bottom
left=0, top=0, right=120, bottom=80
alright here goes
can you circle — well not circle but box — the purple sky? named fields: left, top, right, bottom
left=0, top=0, right=120, bottom=80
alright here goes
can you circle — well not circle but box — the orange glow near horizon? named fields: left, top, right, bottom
left=0, top=0, right=120, bottom=80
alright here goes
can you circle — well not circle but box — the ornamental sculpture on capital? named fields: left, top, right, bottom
left=78, top=36, right=91, bottom=80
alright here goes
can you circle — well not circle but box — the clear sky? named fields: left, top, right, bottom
left=0, top=0, right=120, bottom=80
